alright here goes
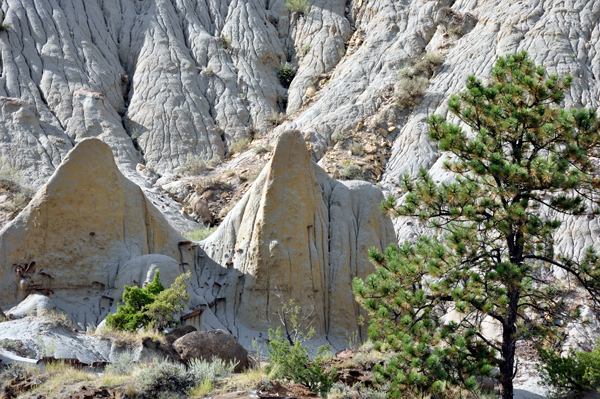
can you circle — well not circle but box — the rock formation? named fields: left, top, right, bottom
left=0, top=132, right=394, bottom=349
left=189, top=131, right=396, bottom=348
left=0, top=138, right=185, bottom=327
left=0, top=4, right=598, bottom=393
left=0, top=0, right=593, bottom=175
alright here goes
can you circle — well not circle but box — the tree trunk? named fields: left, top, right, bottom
left=500, top=290, right=519, bottom=399
left=500, top=336, right=515, bottom=399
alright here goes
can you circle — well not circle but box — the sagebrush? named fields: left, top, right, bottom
left=285, top=0, right=311, bottom=15
left=395, top=53, right=443, bottom=109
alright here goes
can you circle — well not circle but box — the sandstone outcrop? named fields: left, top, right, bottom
left=188, top=131, right=396, bottom=348
left=173, top=330, right=249, bottom=372
left=0, top=138, right=185, bottom=327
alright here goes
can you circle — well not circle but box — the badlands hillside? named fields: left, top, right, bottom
left=0, top=0, right=597, bottom=243
left=0, top=0, right=599, bottom=397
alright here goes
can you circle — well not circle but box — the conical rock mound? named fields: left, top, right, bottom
left=0, top=138, right=185, bottom=325
left=194, top=131, right=395, bottom=348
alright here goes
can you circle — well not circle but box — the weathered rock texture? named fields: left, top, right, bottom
left=0, top=138, right=185, bottom=327
left=0, top=0, right=598, bottom=234
left=0, top=316, right=177, bottom=364
left=189, top=131, right=396, bottom=348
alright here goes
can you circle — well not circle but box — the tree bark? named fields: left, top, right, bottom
left=500, top=290, right=519, bottom=399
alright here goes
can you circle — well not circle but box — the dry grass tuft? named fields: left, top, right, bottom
left=95, top=325, right=166, bottom=346
left=28, top=361, right=96, bottom=397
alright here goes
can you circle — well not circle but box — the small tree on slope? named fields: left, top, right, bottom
left=107, top=270, right=191, bottom=332
left=353, top=51, right=600, bottom=399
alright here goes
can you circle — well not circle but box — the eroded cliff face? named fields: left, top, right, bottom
left=0, top=0, right=599, bottom=351
left=0, top=0, right=598, bottom=231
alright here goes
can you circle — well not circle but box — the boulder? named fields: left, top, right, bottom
left=173, top=330, right=248, bottom=372
left=0, top=139, right=186, bottom=325
left=6, top=293, right=56, bottom=319
left=135, top=336, right=182, bottom=364
left=165, top=325, right=198, bottom=345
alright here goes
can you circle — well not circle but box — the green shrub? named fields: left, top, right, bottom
left=0, top=14, right=9, bottom=31
left=179, top=155, right=206, bottom=176
left=106, top=271, right=190, bottom=332
left=266, top=327, right=336, bottom=394
left=412, top=52, right=444, bottom=76
left=331, top=130, right=347, bottom=144
left=285, top=0, right=311, bottom=15
left=105, top=350, right=136, bottom=376
left=349, top=142, right=364, bottom=156
left=448, top=24, right=463, bottom=36
left=300, top=43, right=311, bottom=56
left=184, top=226, right=216, bottom=242
left=231, top=137, right=251, bottom=154
left=395, top=53, right=444, bottom=110
left=138, top=357, right=236, bottom=398
left=277, top=62, right=297, bottom=89
left=265, top=302, right=336, bottom=394
left=145, top=272, right=192, bottom=331
left=538, top=344, right=600, bottom=396
left=139, top=358, right=194, bottom=397
left=337, top=162, right=363, bottom=180
left=188, top=357, right=237, bottom=380
left=219, top=35, right=232, bottom=50
left=267, top=110, right=286, bottom=127
left=396, top=76, right=429, bottom=109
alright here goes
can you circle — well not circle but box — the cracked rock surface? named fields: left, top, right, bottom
left=1, top=0, right=598, bottom=240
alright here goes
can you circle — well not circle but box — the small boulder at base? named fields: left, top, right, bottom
left=173, top=330, right=248, bottom=372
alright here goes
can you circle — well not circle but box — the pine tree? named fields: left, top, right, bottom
left=353, top=51, right=600, bottom=399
